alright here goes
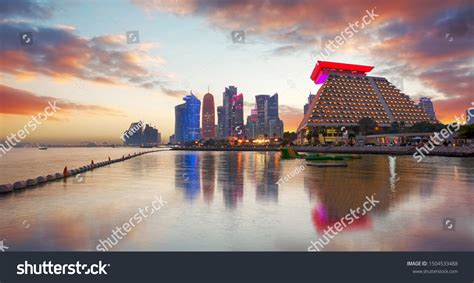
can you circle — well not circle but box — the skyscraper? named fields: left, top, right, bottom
left=467, top=108, right=474, bottom=126
left=174, top=92, right=201, bottom=143
left=255, top=94, right=270, bottom=137
left=142, top=124, right=161, bottom=145
left=245, top=108, right=258, bottom=139
left=304, top=93, right=316, bottom=114
left=122, top=121, right=143, bottom=145
left=217, top=106, right=224, bottom=139
left=202, top=92, right=216, bottom=139
left=230, top=93, right=244, bottom=139
left=222, top=86, right=244, bottom=140
left=253, top=94, right=284, bottom=138
left=265, top=93, right=283, bottom=137
left=183, top=92, right=201, bottom=142
left=174, top=103, right=186, bottom=143
left=418, top=97, right=437, bottom=121
left=223, top=86, right=238, bottom=137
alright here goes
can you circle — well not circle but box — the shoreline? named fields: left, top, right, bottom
left=171, top=146, right=474, bottom=157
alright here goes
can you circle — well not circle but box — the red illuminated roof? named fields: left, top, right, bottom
left=310, top=61, right=374, bottom=83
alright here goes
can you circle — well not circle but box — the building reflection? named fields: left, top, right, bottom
left=218, top=152, right=244, bottom=209
left=304, top=156, right=422, bottom=234
left=201, top=153, right=215, bottom=204
left=254, top=152, right=280, bottom=203
left=175, top=153, right=201, bottom=201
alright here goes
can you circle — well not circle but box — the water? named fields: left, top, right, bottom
left=0, top=148, right=473, bottom=251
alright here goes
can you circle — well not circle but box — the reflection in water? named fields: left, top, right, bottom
left=175, top=153, right=201, bottom=201
left=1, top=149, right=473, bottom=251
left=219, top=152, right=244, bottom=209
left=254, top=152, right=280, bottom=203
left=201, top=153, right=215, bottom=203
left=389, top=156, right=398, bottom=192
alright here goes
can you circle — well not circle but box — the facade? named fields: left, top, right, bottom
left=230, top=93, right=244, bottom=139
left=223, top=86, right=238, bottom=137
left=217, top=106, right=224, bottom=138
left=468, top=108, right=474, bottom=125
left=221, top=86, right=244, bottom=140
left=255, top=95, right=270, bottom=136
left=245, top=108, right=258, bottom=139
left=122, top=121, right=143, bottom=145
left=418, top=97, right=436, bottom=121
left=183, top=92, right=201, bottom=142
left=297, top=61, right=434, bottom=143
left=142, top=124, right=161, bottom=145
left=201, top=92, right=216, bottom=139
left=174, top=103, right=186, bottom=143
left=264, top=93, right=283, bottom=138
left=253, top=94, right=284, bottom=138
left=304, top=93, right=316, bottom=114
left=174, top=93, right=201, bottom=143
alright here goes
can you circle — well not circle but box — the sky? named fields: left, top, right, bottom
left=0, top=0, right=473, bottom=144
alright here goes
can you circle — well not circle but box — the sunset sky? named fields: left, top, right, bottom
left=1, top=0, right=473, bottom=144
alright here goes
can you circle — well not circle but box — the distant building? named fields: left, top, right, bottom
left=418, top=97, right=437, bottom=121
left=304, top=93, right=316, bottom=114
left=467, top=108, right=474, bottom=125
left=252, top=94, right=284, bottom=138
left=142, top=124, right=161, bottom=145
left=169, top=134, right=175, bottom=144
left=255, top=95, right=270, bottom=137
left=201, top=92, right=216, bottom=139
left=123, top=121, right=161, bottom=145
left=122, top=121, right=143, bottom=145
left=265, top=93, right=283, bottom=138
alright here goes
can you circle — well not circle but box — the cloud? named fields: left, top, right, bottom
left=0, top=84, right=123, bottom=117
left=0, top=0, right=52, bottom=19
left=0, top=21, right=164, bottom=89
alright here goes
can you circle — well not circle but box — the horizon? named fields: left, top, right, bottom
left=1, top=0, right=473, bottom=144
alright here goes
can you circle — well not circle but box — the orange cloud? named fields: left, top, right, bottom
left=0, top=84, right=124, bottom=117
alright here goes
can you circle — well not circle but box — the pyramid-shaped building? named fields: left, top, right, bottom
left=297, top=61, right=434, bottom=140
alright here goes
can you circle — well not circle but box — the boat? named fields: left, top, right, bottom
left=38, top=147, right=48, bottom=150
left=306, top=162, right=348, bottom=168
left=305, top=155, right=345, bottom=161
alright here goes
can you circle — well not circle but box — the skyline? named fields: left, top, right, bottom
left=1, top=0, right=473, bottom=143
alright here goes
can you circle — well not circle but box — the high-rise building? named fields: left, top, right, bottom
left=183, top=92, right=201, bottom=142
left=255, top=95, right=270, bottom=137
left=221, top=86, right=244, bottom=140
left=297, top=61, right=434, bottom=143
left=230, top=93, right=244, bottom=139
left=418, top=97, right=436, bottom=121
left=217, top=106, right=224, bottom=138
left=223, top=86, right=238, bottom=137
left=174, top=103, right=186, bottom=143
left=304, top=93, right=316, bottom=114
left=253, top=94, right=284, bottom=138
left=467, top=108, right=474, bottom=125
left=264, top=93, right=283, bottom=137
left=245, top=108, right=258, bottom=139
left=174, top=92, right=201, bottom=143
left=122, top=121, right=143, bottom=145
left=142, top=124, right=161, bottom=145
left=201, top=92, right=216, bottom=139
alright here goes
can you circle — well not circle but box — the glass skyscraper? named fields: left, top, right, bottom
left=174, top=92, right=201, bottom=143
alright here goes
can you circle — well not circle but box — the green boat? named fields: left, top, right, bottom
left=305, top=155, right=345, bottom=161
